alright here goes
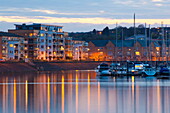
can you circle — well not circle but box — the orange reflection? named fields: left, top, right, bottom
left=132, top=76, right=135, bottom=94
left=3, top=78, right=8, bottom=113
left=76, top=73, right=79, bottom=113
left=47, top=77, right=50, bottom=113
left=62, top=75, right=65, bottom=113
left=88, top=74, right=90, bottom=113
left=157, top=80, right=161, bottom=113
left=13, top=79, right=16, bottom=113
left=25, top=80, right=28, bottom=112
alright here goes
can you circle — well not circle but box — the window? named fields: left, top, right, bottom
left=41, top=45, right=44, bottom=48
left=29, top=33, right=33, bottom=37
left=135, top=51, right=140, bottom=56
left=9, top=44, right=13, bottom=47
left=41, top=39, right=44, bottom=42
left=40, top=33, right=44, bottom=37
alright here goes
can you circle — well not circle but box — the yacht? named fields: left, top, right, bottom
left=96, top=63, right=111, bottom=76
left=142, top=66, right=157, bottom=76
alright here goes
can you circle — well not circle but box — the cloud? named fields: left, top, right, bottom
left=155, top=3, right=163, bottom=6
left=152, top=0, right=163, bottom=2
left=0, top=8, right=103, bottom=16
left=0, top=15, right=170, bottom=25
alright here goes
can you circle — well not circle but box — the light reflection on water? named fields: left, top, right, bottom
left=0, top=71, right=170, bottom=113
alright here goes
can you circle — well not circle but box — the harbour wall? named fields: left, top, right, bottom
left=0, top=61, right=168, bottom=73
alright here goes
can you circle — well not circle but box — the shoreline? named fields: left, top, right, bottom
left=0, top=61, right=168, bottom=73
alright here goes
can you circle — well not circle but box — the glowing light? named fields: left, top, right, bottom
left=156, top=47, right=160, bottom=51
left=9, top=44, right=13, bottom=47
left=60, top=46, right=64, bottom=50
left=40, top=33, right=44, bottom=37
left=29, top=33, right=33, bottom=37
left=135, top=51, right=140, bottom=56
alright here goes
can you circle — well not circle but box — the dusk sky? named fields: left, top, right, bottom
left=0, top=0, right=170, bottom=32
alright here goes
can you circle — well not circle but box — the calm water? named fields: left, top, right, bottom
left=0, top=70, right=170, bottom=113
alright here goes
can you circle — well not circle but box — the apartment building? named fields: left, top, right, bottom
left=9, top=23, right=72, bottom=61
left=0, top=32, right=24, bottom=60
left=72, top=39, right=88, bottom=61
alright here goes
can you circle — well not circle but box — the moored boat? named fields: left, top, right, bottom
left=96, top=63, right=111, bottom=76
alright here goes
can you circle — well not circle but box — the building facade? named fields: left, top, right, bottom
left=72, top=40, right=88, bottom=61
left=9, top=23, right=73, bottom=61
left=87, top=40, right=162, bottom=61
left=0, top=32, right=24, bottom=60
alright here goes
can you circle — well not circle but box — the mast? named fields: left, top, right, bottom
left=115, top=22, right=118, bottom=62
left=165, top=25, right=168, bottom=64
left=149, top=24, right=151, bottom=61
left=134, top=13, right=136, bottom=36
left=134, top=13, right=136, bottom=62
left=161, top=22, right=165, bottom=61
left=145, top=23, right=148, bottom=62
left=122, top=28, right=124, bottom=62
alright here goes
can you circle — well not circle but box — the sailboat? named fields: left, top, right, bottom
left=142, top=23, right=157, bottom=76
left=157, top=24, right=170, bottom=78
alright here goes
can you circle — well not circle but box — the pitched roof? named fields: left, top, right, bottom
left=0, top=32, right=23, bottom=37
left=90, top=40, right=109, bottom=47
left=89, top=39, right=161, bottom=47
left=125, top=34, right=148, bottom=40
left=110, top=40, right=134, bottom=47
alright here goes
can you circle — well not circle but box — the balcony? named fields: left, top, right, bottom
left=65, top=37, right=72, bottom=40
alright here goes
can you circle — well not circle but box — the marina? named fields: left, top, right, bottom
left=95, top=61, right=170, bottom=78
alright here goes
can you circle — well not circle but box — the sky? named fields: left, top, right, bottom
left=0, top=0, right=170, bottom=32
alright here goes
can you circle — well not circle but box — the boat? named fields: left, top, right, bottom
left=159, top=66, right=170, bottom=75
left=96, top=63, right=111, bottom=76
left=142, top=67, right=157, bottom=76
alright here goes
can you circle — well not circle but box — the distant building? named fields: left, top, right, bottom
left=0, top=32, right=24, bottom=60
left=72, top=39, right=88, bottom=61
left=87, top=40, right=161, bottom=61
left=9, top=23, right=73, bottom=61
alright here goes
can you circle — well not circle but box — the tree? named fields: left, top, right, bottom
left=92, top=29, right=97, bottom=35
left=102, top=26, right=109, bottom=36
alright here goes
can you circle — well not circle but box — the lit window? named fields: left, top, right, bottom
left=156, top=47, right=160, bottom=51
left=61, top=46, right=64, bottom=50
left=40, top=34, right=44, bottom=37
left=135, top=51, right=140, bottom=56
left=9, top=44, right=13, bottom=47
left=29, top=33, right=33, bottom=37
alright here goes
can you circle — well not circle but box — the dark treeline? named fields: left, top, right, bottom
left=69, top=25, right=170, bottom=41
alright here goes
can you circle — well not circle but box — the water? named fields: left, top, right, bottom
left=0, top=70, right=170, bottom=113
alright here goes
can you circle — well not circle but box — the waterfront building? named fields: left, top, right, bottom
left=0, top=32, right=24, bottom=60
left=9, top=23, right=72, bottom=61
left=72, top=39, right=88, bottom=61
left=87, top=40, right=161, bottom=61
